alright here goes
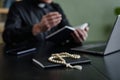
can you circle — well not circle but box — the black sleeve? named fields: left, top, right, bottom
left=2, top=2, right=35, bottom=45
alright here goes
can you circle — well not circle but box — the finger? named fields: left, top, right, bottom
left=80, top=30, right=88, bottom=41
left=84, top=26, right=89, bottom=32
left=46, top=12, right=60, bottom=15
left=82, top=31, right=88, bottom=41
left=48, top=17, right=62, bottom=24
left=47, top=17, right=62, bottom=27
left=76, top=29, right=86, bottom=41
left=46, top=12, right=62, bottom=21
left=41, top=16, right=61, bottom=28
left=46, top=14, right=62, bottom=21
left=76, top=29, right=85, bottom=39
left=71, top=33, right=80, bottom=43
left=81, top=30, right=88, bottom=40
left=47, top=19, right=62, bottom=30
left=48, top=19, right=61, bottom=28
left=72, top=30, right=83, bottom=43
left=46, top=12, right=61, bottom=18
left=47, top=16, right=62, bottom=21
left=84, top=30, right=88, bottom=38
left=47, top=16, right=62, bottom=23
left=45, top=14, right=62, bottom=28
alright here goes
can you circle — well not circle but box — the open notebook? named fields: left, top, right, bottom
left=46, top=23, right=88, bottom=43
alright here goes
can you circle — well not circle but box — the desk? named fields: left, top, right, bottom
left=0, top=43, right=119, bottom=80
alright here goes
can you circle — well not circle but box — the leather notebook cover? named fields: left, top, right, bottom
left=32, top=54, right=91, bottom=68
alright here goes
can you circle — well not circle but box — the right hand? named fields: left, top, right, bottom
left=71, top=26, right=89, bottom=43
left=32, top=12, right=62, bottom=35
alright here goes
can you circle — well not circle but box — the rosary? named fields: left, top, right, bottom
left=48, top=52, right=82, bottom=70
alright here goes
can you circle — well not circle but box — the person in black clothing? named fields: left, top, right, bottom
left=2, top=0, right=89, bottom=46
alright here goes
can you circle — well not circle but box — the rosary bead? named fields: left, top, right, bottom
left=48, top=52, right=81, bottom=65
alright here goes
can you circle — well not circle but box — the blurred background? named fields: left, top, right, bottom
left=0, top=0, right=120, bottom=44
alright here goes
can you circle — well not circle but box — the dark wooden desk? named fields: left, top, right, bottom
left=0, top=43, right=119, bottom=80
left=86, top=51, right=120, bottom=80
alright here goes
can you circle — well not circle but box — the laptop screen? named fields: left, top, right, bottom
left=104, top=15, right=120, bottom=54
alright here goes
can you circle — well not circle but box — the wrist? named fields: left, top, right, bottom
left=32, top=23, right=41, bottom=36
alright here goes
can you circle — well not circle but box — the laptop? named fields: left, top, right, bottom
left=103, top=52, right=120, bottom=80
left=71, top=15, right=120, bottom=55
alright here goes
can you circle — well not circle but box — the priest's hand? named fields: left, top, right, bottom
left=71, top=27, right=89, bottom=43
left=32, top=12, right=62, bottom=35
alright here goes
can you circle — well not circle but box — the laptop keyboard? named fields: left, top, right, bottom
left=86, top=45, right=106, bottom=52
left=71, top=42, right=106, bottom=53
left=79, top=42, right=106, bottom=49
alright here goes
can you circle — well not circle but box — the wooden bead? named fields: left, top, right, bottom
left=48, top=52, right=81, bottom=68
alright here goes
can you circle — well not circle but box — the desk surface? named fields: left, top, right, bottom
left=0, top=43, right=120, bottom=80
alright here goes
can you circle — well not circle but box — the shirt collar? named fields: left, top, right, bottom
left=38, top=3, right=46, bottom=8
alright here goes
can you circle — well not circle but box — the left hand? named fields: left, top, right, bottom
left=71, top=27, right=89, bottom=43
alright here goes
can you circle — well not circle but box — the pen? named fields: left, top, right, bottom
left=17, top=48, right=36, bottom=55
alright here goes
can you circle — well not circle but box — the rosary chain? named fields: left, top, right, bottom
left=48, top=52, right=81, bottom=69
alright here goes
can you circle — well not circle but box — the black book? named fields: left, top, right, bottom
left=45, top=26, right=75, bottom=43
left=32, top=54, right=91, bottom=68
left=45, top=23, right=89, bottom=43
